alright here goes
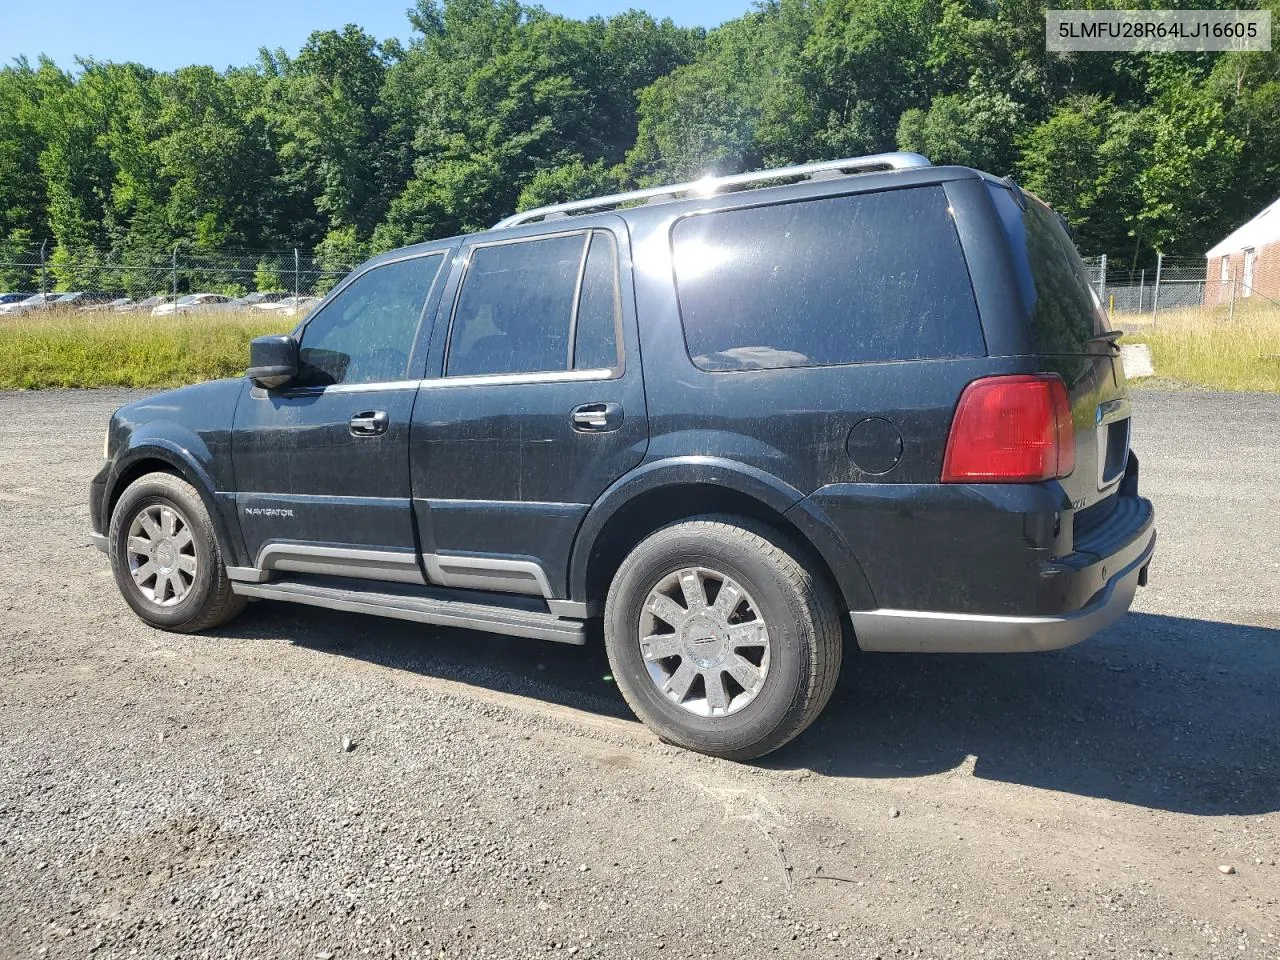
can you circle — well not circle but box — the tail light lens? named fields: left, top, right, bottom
left=942, top=375, right=1075, bottom=482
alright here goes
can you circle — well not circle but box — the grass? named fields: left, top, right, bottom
left=3, top=301, right=1278, bottom=394
left=1116, top=301, right=1280, bottom=393
left=0, top=309, right=291, bottom=390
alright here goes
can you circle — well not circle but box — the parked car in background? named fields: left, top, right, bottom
left=55, top=292, right=119, bottom=310
left=0, top=292, right=60, bottom=315
left=252, top=295, right=320, bottom=317
left=241, top=291, right=287, bottom=307
left=80, top=297, right=134, bottom=313
left=121, top=295, right=175, bottom=313
left=0, top=293, right=31, bottom=307
left=152, top=293, right=245, bottom=316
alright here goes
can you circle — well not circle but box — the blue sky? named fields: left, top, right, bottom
left=1, top=0, right=750, bottom=71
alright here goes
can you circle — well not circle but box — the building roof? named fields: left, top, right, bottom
left=1206, top=195, right=1280, bottom=257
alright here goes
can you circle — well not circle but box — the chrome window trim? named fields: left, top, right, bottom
left=419, top=367, right=615, bottom=389
left=304, top=379, right=423, bottom=395
left=256, top=366, right=617, bottom=399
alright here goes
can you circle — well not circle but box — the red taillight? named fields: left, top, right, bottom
left=941, top=375, right=1075, bottom=483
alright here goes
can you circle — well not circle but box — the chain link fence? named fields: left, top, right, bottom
left=4, top=240, right=1274, bottom=328
left=0, top=243, right=355, bottom=303
left=1082, top=252, right=1279, bottom=326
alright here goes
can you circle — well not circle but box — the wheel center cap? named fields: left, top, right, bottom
left=682, top=614, right=728, bottom=668
left=154, top=540, right=176, bottom=572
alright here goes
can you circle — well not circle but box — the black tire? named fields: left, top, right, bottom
left=108, top=471, right=246, bottom=633
left=604, top=515, right=842, bottom=761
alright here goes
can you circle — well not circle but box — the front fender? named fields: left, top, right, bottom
left=103, top=428, right=247, bottom=567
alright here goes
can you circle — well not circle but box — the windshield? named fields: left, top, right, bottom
left=176, top=295, right=199, bottom=305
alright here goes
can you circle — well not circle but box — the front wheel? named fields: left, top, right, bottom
left=108, top=471, right=246, bottom=633
left=604, top=516, right=842, bottom=761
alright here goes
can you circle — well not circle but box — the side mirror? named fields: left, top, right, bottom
left=247, top=335, right=298, bottom=389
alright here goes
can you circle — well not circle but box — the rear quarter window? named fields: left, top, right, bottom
left=987, top=183, right=1110, bottom=355
left=671, top=186, right=985, bottom=371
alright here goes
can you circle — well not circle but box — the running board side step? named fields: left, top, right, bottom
left=230, top=578, right=587, bottom=645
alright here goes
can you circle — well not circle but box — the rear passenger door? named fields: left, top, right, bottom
left=410, top=221, right=647, bottom=600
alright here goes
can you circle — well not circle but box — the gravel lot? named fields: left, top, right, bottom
left=1, top=388, right=1277, bottom=960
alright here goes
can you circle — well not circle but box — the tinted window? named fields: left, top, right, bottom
left=672, top=187, right=984, bottom=371
left=573, top=232, right=622, bottom=370
left=988, top=183, right=1110, bottom=354
left=447, top=234, right=584, bottom=377
left=298, top=254, right=443, bottom=385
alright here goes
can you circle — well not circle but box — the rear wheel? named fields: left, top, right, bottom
left=108, top=472, right=245, bottom=632
left=604, top=516, right=842, bottom=760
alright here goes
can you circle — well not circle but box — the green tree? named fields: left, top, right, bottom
left=260, top=26, right=404, bottom=245
left=0, top=60, right=52, bottom=247
left=897, top=80, right=1024, bottom=174
left=1018, top=96, right=1151, bottom=261
left=1, top=0, right=1277, bottom=275
left=375, top=0, right=700, bottom=247
left=516, top=156, right=623, bottom=211
left=627, top=4, right=809, bottom=183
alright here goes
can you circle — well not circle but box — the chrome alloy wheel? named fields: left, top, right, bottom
left=638, top=567, right=771, bottom=718
left=126, top=503, right=197, bottom=606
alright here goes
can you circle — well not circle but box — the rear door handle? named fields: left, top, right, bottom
left=570, top=402, right=622, bottom=433
left=349, top=410, right=389, bottom=437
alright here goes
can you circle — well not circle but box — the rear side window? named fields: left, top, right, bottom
left=672, top=186, right=984, bottom=371
left=447, top=234, right=582, bottom=377
left=446, top=230, right=624, bottom=377
left=988, top=183, right=1110, bottom=354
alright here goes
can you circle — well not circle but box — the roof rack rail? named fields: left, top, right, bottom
left=492, top=152, right=931, bottom=229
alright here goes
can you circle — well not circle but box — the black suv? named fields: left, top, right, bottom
left=90, top=153, right=1155, bottom=760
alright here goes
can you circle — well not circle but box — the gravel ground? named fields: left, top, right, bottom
left=0, top=388, right=1277, bottom=960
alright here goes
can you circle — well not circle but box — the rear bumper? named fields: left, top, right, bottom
left=852, top=525, right=1155, bottom=653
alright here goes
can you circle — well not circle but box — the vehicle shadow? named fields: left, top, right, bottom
left=225, top=601, right=633, bottom=721
left=775, top=613, right=1280, bottom=816
left=223, top=606, right=1280, bottom=816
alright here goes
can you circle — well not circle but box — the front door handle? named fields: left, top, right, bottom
left=571, top=402, right=622, bottom=433
left=349, top=410, right=389, bottom=437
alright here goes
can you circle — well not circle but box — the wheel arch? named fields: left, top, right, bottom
left=568, top=458, right=876, bottom=614
left=105, top=440, right=245, bottom=567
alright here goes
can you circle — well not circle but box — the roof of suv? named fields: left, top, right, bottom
left=358, top=154, right=1008, bottom=274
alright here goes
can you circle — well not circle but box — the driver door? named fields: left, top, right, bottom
left=231, top=249, right=450, bottom=583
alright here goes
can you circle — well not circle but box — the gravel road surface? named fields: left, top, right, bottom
left=1, top=388, right=1277, bottom=960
